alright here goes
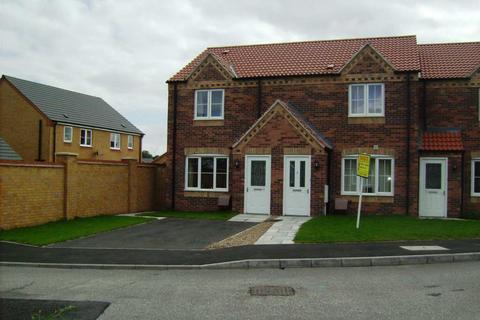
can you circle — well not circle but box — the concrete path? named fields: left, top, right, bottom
left=228, top=214, right=269, bottom=223
left=255, top=216, right=311, bottom=244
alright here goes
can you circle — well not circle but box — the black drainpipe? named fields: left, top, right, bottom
left=171, top=83, right=178, bottom=210
left=326, top=148, right=332, bottom=214
left=36, top=120, right=43, bottom=161
left=422, top=79, right=427, bottom=130
left=53, top=123, right=56, bottom=162
left=256, top=79, right=262, bottom=118
left=460, top=150, right=465, bottom=216
left=405, top=73, right=411, bottom=215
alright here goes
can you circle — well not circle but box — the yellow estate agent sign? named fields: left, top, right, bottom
left=357, top=154, right=371, bottom=178
left=356, top=153, right=370, bottom=229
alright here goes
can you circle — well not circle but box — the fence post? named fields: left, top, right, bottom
left=123, top=158, right=138, bottom=213
left=55, top=152, right=78, bottom=220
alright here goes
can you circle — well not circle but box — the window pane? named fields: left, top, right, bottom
left=216, top=173, right=227, bottom=189
left=64, top=128, right=71, bottom=141
left=474, top=161, right=480, bottom=193
left=378, top=159, right=392, bottom=193
left=300, top=161, right=306, bottom=188
left=216, top=158, right=227, bottom=173
left=201, top=157, right=214, bottom=173
left=368, top=84, right=383, bottom=114
left=363, top=159, right=376, bottom=194
left=200, top=157, right=214, bottom=189
left=196, top=91, right=208, bottom=117
left=211, top=90, right=223, bottom=104
left=351, top=85, right=365, bottom=114
left=87, top=130, right=92, bottom=145
left=211, top=103, right=222, bottom=117
left=215, top=158, right=228, bottom=189
left=425, top=163, right=441, bottom=189
left=201, top=173, right=214, bottom=189
left=187, top=158, right=198, bottom=188
left=251, top=160, right=266, bottom=187
left=289, top=161, right=295, bottom=187
left=344, top=159, right=357, bottom=192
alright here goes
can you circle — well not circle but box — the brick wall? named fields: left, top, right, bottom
left=0, top=162, right=64, bottom=229
left=0, top=155, right=163, bottom=230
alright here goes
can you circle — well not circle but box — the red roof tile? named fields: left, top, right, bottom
left=170, top=35, right=420, bottom=81
left=421, top=131, right=464, bottom=151
left=419, top=42, right=480, bottom=79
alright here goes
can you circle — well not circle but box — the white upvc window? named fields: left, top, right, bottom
left=80, top=129, right=92, bottom=147
left=63, top=126, right=72, bottom=143
left=185, top=155, right=228, bottom=191
left=110, top=133, right=121, bottom=150
left=194, top=89, right=224, bottom=120
left=127, top=135, right=134, bottom=149
left=341, top=155, right=394, bottom=196
left=472, top=159, right=480, bottom=197
left=348, top=83, right=385, bottom=117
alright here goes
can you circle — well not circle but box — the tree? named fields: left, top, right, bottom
left=142, top=150, right=153, bottom=159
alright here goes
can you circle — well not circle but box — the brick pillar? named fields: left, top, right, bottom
left=123, top=158, right=138, bottom=213
left=55, top=152, right=78, bottom=220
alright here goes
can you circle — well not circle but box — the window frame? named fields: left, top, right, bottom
left=472, top=158, right=480, bottom=197
left=127, top=135, right=134, bottom=150
left=341, top=155, right=394, bottom=196
left=184, top=155, right=229, bottom=192
left=79, top=128, right=92, bottom=147
left=63, top=126, right=73, bottom=143
left=194, top=89, right=225, bottom=120
left=110, top=133, right=121, bottom=150
left=348, top=83, right=385, bottom=117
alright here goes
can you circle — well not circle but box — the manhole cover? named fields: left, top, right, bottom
left=249, top=286, right=295, bottom=296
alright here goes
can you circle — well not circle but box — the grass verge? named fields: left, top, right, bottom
left=138, top=211, right=235, bottom=221
left=0, top=216, right=150, bottom=246
left=295, top=215, right=480, bottom=243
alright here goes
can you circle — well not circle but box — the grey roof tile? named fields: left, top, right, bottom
left=3, top=75, right=143, bottom=135
left=0, top=138, right=22, bottom=160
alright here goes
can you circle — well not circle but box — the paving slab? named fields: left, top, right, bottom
left=228, top=214, right=270, bottom=223
left=255, top=216, right=310, bottom=244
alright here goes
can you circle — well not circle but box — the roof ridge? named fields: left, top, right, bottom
left=418, top=41, right=480, bottom=46
left=207, top=35, right=417, bottom=50
left=3, top=75, right=103, bottom=100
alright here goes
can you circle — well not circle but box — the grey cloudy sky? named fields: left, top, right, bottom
left=1, top=0, right=479, bottom=155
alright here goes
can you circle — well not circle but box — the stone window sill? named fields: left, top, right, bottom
left=193, top=120, right=224, bottom=127
left=348, top=117, right=385, bottom=125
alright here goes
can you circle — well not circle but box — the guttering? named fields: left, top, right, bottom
left=406, top=73, right=411, bottom=215
left=171, top=83, right=178, bottom=210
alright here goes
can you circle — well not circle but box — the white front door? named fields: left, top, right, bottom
left=419, top=158, right=448, bottom=218
left=244, top=155, right=271, bottom=214
left=283, top=155, right=311, bottom=216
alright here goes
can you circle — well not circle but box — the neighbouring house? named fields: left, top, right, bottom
left=165, top=35, right=480, bottom=218
left=0, top=75, right=144, bottom=162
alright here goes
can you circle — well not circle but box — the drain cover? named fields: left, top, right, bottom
left=249, top=286, right=295, bottom=296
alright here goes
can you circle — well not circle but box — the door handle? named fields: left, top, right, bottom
left=292, top=189, right=302, bottom=192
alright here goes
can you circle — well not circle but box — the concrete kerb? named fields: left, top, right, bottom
left=1, top=252, right=479, bottom=271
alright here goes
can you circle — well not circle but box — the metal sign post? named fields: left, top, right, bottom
left=356, top=154, right=370, bottom=229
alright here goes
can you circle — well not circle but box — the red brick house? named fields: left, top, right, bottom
left=165, top=35, right=480, bottom=218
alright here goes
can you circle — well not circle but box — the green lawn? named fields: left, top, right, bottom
left=0, top=216, right=150, bottom=246
left=295, top=215, right=480, bottom=243
left=138, top=210, right=235, bottom=221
